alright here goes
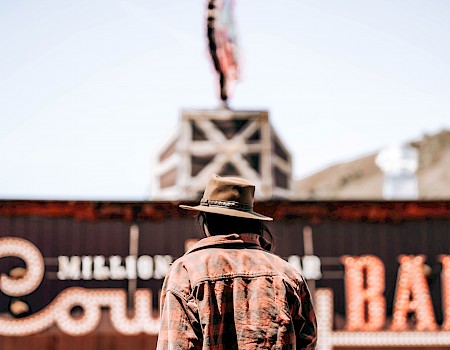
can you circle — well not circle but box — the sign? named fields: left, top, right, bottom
left=1, top=236, right=450, bottom=346
left=316, top=255, right=450, bottom=350
left=57, top=255, right=173, bottom=281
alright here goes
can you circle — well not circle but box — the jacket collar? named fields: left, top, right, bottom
left=185, top=233, right=272, bottom=255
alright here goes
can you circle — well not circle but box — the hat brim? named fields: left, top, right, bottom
left=179, top=204, right=273, bottom=221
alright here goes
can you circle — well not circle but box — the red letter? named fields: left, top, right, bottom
left=391, top=255, right=437, bottom=331
left=440, top=255, right=450, bottom=331
left=342, top=255, right=386, bottom=331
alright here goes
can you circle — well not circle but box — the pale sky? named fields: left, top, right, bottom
left=1, top=0, right=449, bottom=200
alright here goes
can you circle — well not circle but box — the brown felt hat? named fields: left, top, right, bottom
left=180, top=174, right=273, bottom=221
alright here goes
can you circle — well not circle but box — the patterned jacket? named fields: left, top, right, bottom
left=156, top=233, right=317, bottom=349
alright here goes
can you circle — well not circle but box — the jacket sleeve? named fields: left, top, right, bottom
left=157, top=284, right=201, bottom=349
left=294, top=279, right=317, bottom=350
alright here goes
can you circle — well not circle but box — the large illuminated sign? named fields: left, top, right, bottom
left=1, top=237, right=450, bottom=349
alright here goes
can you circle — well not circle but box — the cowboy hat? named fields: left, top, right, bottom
left=180, top=174, right=273, bottom=221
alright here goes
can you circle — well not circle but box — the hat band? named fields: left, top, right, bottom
left=200, top=198, right=253, bottom=212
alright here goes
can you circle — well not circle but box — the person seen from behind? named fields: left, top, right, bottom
left=157, top=174, right=317, bottom=349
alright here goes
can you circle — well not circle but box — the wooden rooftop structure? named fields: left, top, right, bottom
left=153, top=109, right=293, bottom=200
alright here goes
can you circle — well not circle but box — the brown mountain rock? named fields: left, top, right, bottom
left=294, top=130, right=450, bottom=200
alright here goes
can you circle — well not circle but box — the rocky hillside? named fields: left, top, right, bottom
left=294, top=130, right=450, bottom=200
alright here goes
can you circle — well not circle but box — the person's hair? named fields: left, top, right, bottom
left=197, top=212, right=274, bottom=250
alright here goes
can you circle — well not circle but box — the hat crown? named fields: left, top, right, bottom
left=179, top=174, right=272, bottom=221
left=204, top=174, right=255, bottom=206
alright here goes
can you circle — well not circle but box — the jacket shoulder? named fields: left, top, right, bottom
left=161, top=256, right=193, bottom=299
